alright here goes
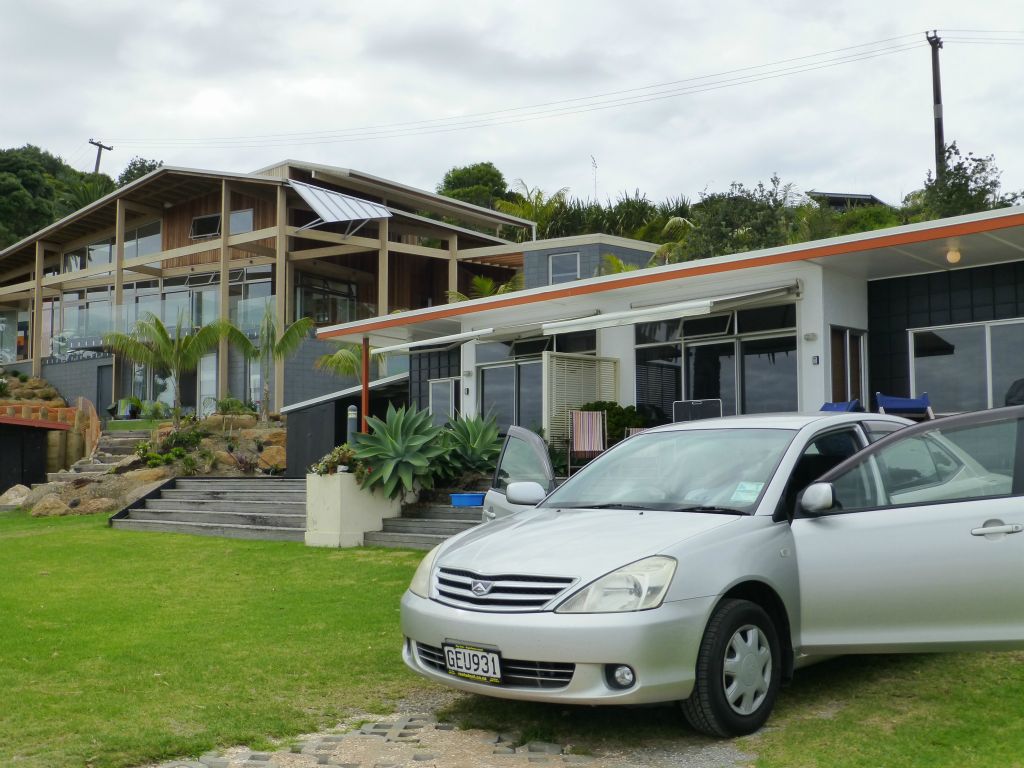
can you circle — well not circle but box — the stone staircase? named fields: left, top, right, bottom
left=110, top=477, right=306, bottom=541
left=363, top=499, right=482, bottom=550
left=46, top=428, right=150, bottom=483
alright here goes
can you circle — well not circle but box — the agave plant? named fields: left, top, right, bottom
left=352, top=404, right=445, bottom=499
left=446, top=414, right=501, bottom=475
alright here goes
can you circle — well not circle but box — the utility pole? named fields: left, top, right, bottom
left=88, top=139, right=113, bottom=173
left=590, top=155, right=598, bottom=200
left=926, top=31, right=945, bottom=181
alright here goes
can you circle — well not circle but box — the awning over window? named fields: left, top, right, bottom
left=373, top=328, right=496, bottom=355
left=540, top=283, right=800, bottom=335
left=288, top=180, right=392, bottom=235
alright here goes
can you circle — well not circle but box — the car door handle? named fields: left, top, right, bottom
left=971, top=524, right=1023, bottom=536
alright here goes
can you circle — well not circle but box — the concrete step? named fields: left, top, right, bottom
left=129, top=508, right=306, bottom=528
left=362, top=531, right=448, bottom=550
left=143, top=497, right=306, bottom=514
left=159, top=489, right=306, bottom=502
left=95, top=445, right=141, bottom=456
left=70, top=464, right=116, bottom=473
left=402, top=504, right=482, bottom=521
left=102, top=430, right=152, bottom=438
left=382, top=518, right=479, bottom=536
left=111, top=518, right=304, bottom=542
left=173, top=479, right=307, bottom=490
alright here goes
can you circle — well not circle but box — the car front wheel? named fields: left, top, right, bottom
left=681, top=598, right=781, bottom=737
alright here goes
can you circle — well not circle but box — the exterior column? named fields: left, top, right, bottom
left=217, top=181, right=231, bottom=398
left=447, top=233, right=459, bottom=298
left=274, top=185, right=287, bottom=413
left=112, top=199, right=126, bottom=398
left=31, top=242, right=44, bottom=377
left=377, top=219, right=389, bottom=315
left=361, top=337, right=370, bottom=433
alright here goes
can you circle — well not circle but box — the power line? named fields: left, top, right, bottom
left=112, top=40, right=924, bottom=150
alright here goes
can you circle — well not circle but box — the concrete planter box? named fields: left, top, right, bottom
left=305, top=472, right=401, bottom=547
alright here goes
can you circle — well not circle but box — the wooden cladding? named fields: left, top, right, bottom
left=161, top=191, right=276, bottom=270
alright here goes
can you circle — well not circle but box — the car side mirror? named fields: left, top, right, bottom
left=506, top=481, right=546, bottom=507
left=799, top=482, right=835, bottom=516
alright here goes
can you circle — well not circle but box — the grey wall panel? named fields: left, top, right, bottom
left=40, top=355, right=113, bottom=409
left=283, top=337, right=356, bottom=406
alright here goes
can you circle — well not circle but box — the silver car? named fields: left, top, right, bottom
left=401, top=408, right=1024, bottom=736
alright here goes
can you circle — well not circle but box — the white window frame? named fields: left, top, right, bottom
left=548, top=252, right=581, bottom=284
left=428, top=377, right=458, bottom=426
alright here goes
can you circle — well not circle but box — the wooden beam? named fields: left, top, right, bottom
left=218, top=180, right=230, bottom=398
left=377, top=219, right=389, bottom=315
left=122, top=200, right=162, bottom=217
left=291, top=260, right=374, bottom=286
left=231, top=241, right=276, bottom=258
left=43, top=263, right=114, bottom=286
left=113, top=199, right=127, bottom=399
left=32, top=243, right=43, bottom=376
left=274, top=185, right=287, bottom=414
left=448, top=233, right=459, bottom=296
left=387, top=240, right=449, bottom=260
left=286, top=226, right=380, bottom=250
left=0, top=279, right=35, bottom=299
left=125, top=265, right=162, bottom=277
left=227, top=226, right=277, bottom=247
left=287, top=243, right=375, bottom=261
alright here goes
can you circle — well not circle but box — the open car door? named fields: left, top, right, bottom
left=482, top=426, right=555, bottom=521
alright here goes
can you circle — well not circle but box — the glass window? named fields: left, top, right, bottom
left=510, top=337, right=550, bottom=357
left=429, top=379, right=455, bottom=427
left=636, top=345, right=681, bottom=426
left=229, top=209, right=254, bottom=234
left=198, top=354, right=217, bottom=417
left=480, top=365, right=516, bottom=433
left=991, top=323, right=1024, bottom=407
left=549, top=252, right=580, bottom=284
left=494, top=435, right=550, bottom=492
left=863, top=420, right=905, bottom=443
left=635, top=320, right=682, bottom=345
left=87, top=238, right=113, bottom=267
left=737, top=304, right=796, bottom=333
left=190, top=214, right=220, bottom=239
left=686, top=342, right=737, bottom=416
left=554, top=330, right=596, bottom=354
left=912, top=326, right=987, bottom=412
left=683, top=314, right=732, bottom=338
left=295, top=273, right=357, bottom=326
left=476, top=340, right=513, bottom=364
left=163, top=290, right=190, bottom=327
left=517, top=361, right=544, bottom=433
left=741, top=336, right=798, bottom=413
left=64, top=248, right=86, bottom=273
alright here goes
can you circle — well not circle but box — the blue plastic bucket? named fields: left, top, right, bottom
left=450, top=492, right=485, bottom=507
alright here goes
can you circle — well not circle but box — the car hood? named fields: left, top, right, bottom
left=436, top=507, right=739, bottom=579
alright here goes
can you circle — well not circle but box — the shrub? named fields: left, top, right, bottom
left=578, top=400, right=646, bottom=444
left=180, top=455, right=199, bottom=476
left=231, top=450, right=260, bottom=473
left=0, top=379, right=7, bottom=397
left=17, top=372, right=28, bottom=383
left=140, top=401, right=168, bottom=420
left=216, top=396, right=255, bottom=415
left=159, top=426, right=207, bottom=453
left=309, top=444, right=358, bottom=476
left=353, top=404, right=445, bottom=499
left=135, top=441, right=153, bottom=458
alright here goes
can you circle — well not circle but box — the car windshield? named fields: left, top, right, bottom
left=541, top=428, right=796, bottom=514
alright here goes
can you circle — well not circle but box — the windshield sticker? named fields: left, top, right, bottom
left=730, top=481, right=765, bottom=504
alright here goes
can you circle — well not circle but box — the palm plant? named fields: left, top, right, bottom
left=496, top=180, right=569, bottom=240
left=597, top=254, right=641, bottom=276
left=102, top=312, right=238, bottom=427
left=446, top=272, right=524, bottom=302
left=230, top=303, right=314, bottom=422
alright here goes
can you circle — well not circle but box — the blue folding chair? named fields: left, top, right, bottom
left=875, top=392, right=934, bottom=420
left=820, top=399, right=860, bottom=412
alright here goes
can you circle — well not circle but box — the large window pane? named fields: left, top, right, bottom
left=741, top=336, right=797, bottom=413
left=912, top=326, right=987, bottom=412
left=686, top=342, right=737, bottom=416
left=636, top=345, right=681, bottom=426
left=429, top=379, right=454, bottom=427
left=549, top=252, right=579, bottom=284
left=481, top=365, right=516, bottom=433
left=991, top=323, right=1024, bottom=407
left=517, top=361, right=544, bottom=432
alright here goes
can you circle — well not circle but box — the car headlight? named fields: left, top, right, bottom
left=556, top=556, right=676, bottom=613
left=408, top=544, right=442, bottom=598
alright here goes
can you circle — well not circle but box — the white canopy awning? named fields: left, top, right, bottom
left=540, top=283, right=799, bottom=334
left=373, top=328, right=495, bottom=355
left=288, top=180, right=392, bottom=235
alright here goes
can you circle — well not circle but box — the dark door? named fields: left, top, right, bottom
left=97, top=364, right=113, bottom=421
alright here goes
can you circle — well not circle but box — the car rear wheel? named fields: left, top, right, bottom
left=681, top=598, right=781, bottom=737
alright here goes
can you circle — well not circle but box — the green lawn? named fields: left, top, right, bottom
left=105, top=419, right=162, bottom=432
left=0, top=510, right=430, bottom=768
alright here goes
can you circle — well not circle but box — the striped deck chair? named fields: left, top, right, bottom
left=568, top=410, right=608, bottom=474
left=624, top=426, right=646, bottom=437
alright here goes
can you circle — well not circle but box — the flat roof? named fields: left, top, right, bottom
left=317, top=204, right=1024, bottom=346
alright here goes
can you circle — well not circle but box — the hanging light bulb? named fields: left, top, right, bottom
left=946, top=248, right=961, bottom=264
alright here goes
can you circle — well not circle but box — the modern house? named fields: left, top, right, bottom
left=0, top=160, right=658, bottom=416
left=315, top=206, right=1024, bottom=447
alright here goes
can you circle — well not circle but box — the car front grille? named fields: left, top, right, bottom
left=415, top=642, right=575, bottom=689
left=434, top=567, right=576, bottom=612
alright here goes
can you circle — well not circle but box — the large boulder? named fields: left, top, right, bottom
left=214, top=450, right=237, bottom=468
left=241, top=428, right=286, bottom=447
left=123, top=467, right=170, bottom=484
left=31, top=494, right=71, bottom=517
left=205, top=414, right=257, bottom=431
left=0, top=484, right=31, bottom=506
left=258, top=445, right=286, bottom=471
left=110, top=454, right=144, bottom=474
left=77, top=497, right=116, bottom=515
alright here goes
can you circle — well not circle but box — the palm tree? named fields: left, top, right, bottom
left=495, top=180, right=569, bottom=240
left=314, top=342, right=385, bottom=384
left=103, top=312, right=240, bottom=427
left=446, top=272, right=524, bottom=302
left=230, top=303, right=315, bottom=422
left=597, top=254, right=641, bottom=276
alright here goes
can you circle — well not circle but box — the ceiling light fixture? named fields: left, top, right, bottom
left=946, top=248, right=961, bottom=265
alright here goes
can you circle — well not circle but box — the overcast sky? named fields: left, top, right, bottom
left=2, top=0, right=1021, bottom=208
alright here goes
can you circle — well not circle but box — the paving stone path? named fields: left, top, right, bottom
left=142, top=711, right=753, bottom=768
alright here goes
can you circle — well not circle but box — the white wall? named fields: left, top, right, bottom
left=460, top=340, right=479, bottom=418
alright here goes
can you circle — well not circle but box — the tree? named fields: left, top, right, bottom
left=103, top=313, right=241, bottom=427
left=0, top=146, right=58, bottom=247
left=496, top=180, right=569, bottom=240
left=437, top=161, right=510, bottom=209
left=314, top=342, right=385, bottom=383
left=446, top=272, right=524, bottom=302
left=919, top=142, right=1020, bottom=219
left=229, top=303, right=314, bottom=422
left=117, top=156, right=164, bottom=187
left=597, top=254, right=642, bottom=275
left=55, top=173, right=116, bottom=217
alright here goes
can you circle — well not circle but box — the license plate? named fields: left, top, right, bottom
left=443, top=642, right=502, bottom=685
